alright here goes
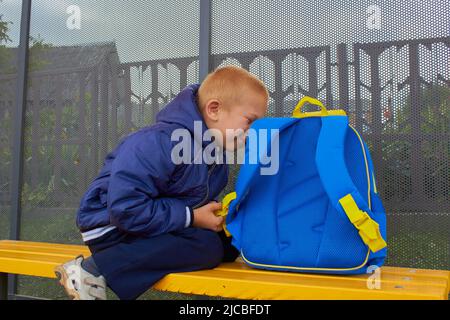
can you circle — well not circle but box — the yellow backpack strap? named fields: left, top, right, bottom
left=339, top=194, right=387, bottom=253
left=292, top=96, right=346, bottom=118
left=215, top=192, right=237, bottom=237
left=292, top=96, right=328, bottom=118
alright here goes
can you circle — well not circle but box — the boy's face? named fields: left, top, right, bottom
left=202, top=91, right=268, bottom=151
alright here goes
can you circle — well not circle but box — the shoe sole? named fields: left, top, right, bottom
left=55, top=265, right=81, bottom=300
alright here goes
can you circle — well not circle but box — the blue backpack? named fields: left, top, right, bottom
left=220, top=97, right=387, bottom=275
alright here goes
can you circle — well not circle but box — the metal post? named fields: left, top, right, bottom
left=9, top=0, right=32, bottom=297
left=408, top=42, right=425, bottom=203
left=368, top=47, right=384, bottom=197
left=0, top=273, right=7, bottom=300
left=199, top=0, right=211, bottom=82
left=353, top=44, right=363, bottom=133
left=337, top=43, right=349, bottom=112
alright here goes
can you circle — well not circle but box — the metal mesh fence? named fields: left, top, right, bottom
left=4, top=0, right=203, bottom=299
left=0, top=0, right=22, bottom=245
left=211, top=0, right=450, bottom=270
left=0, top=0, right=448, bottom=299
left=0, top=75, right=15, bottom=241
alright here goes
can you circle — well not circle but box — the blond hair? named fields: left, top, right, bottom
left=198, top=65, right=269, bottom=110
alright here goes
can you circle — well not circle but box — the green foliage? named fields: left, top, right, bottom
left=0, top=3, right=53, bottom=75
left=386, top=232, right=450, bottom=269
left=28, top=35, right=53, bottom=73
left=0, top=16, right=12, bottom=44
left=0, top=13, right=80, bottom=208
left=384, top=83, right=450, bottom=135
left=380, top=84, right=450, bottom=203
left=0, top=35, right=53, bottom=75
left=0, top=94, right=97, bottom=208
left=21, top=176, right=55, bottom=208
left=419, top=84, right=450, bottom=134
left=0, top=4, right=13, bottom=72
left=22, top=100, right=94, bottom=208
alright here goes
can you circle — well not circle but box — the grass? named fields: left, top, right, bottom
left=0, top=206, right=448, bottom=299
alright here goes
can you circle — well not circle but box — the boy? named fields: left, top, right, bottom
left=55, top=66, right=269, bottom=300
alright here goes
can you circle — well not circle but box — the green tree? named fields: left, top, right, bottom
left=0, top=14, right=11, bottom=42
left=382, top=83, right=449, bottom=204
left=0, top=0, right=53, bottom=74
left=0, top=3, right=55, bottom=207
left=0, top=0, right=13, bottom=72
left=384, top=84, right=450, bottom=135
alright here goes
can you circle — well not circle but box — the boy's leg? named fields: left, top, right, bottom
left=216, top=230, right=240, bottom=262
left=90, top=227, right=224, bottom=300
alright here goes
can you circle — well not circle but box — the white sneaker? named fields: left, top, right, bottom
left=55, top=255, right=107, bottom=300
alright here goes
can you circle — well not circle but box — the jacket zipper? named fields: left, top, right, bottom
left=192, top=163, right=217, bottom=209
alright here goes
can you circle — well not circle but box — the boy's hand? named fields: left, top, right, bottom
left=192, top=201, right=224, bottom=232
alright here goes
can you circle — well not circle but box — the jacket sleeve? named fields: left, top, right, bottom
left=107, top=130, right=188, bottom=237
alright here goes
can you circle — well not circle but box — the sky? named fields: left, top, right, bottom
left=1, top=0, right=200, bottom=62
left=1, top=0, right=448, bottom=63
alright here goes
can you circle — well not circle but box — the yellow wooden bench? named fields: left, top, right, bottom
left=0, top=240, right=449, bottom=300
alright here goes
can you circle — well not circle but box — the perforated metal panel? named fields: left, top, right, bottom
left=10, top=0, right=201, bottom=299
left=1, top=0, right=449, bottom=300
left=211, top=0, right=450, bottom=270
left=0, top=0, right=22, bottom=242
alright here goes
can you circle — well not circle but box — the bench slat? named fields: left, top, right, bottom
left=215, top=261, right=449, bottom=290
left=0, top=251, right=447, bottom=294
left=379, top=266, right=450, bottom=280
left=0, top=256, right=62, bottom=278
left=2, top=241, right=447, bottom=279
left=0, top=248, right=88, bottom=261
left=0, top=240, right=88, bottom=252
left=0, top=244, right=91, bottom=258
left=0, top=250, right=75, bottom=264
left=153, top=269, right=448, bottom=300
left=0, top=240, right=448, bottom=300
left=221, top=259, right=450, bottom=280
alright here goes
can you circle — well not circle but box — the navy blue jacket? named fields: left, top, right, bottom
left=76, top=84, right=229, bottom=242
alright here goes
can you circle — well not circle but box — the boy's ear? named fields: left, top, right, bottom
left=204, top=99, right=221, bottom=121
